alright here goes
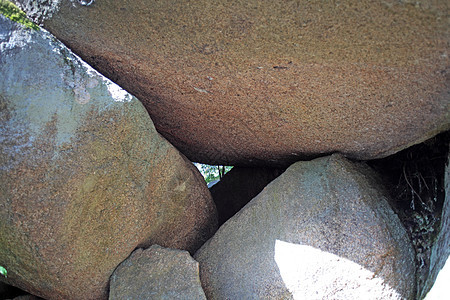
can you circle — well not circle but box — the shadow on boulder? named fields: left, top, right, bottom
left=209, top=167, right=285, bottom=226
left=368, top=131, right=449, bottom=298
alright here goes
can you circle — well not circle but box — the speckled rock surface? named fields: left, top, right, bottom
left=194, top=154, right=415, bottom=299
left=109, top=245, right=206, bottom=300
left=421, top=145, right=450, bottom=299
left=14, top=0, right=450, bottom=165
left=0, top=16, right=217, bottom=300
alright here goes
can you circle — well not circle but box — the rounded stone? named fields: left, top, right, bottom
left=195, top=154, right=416, bottom=299
left=0, top=16, right=217, bottom=300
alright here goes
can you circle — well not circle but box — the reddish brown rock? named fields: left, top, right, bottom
left=15, top=0, right=450, bottom=165
left=0, top=16, right=216, bottom=300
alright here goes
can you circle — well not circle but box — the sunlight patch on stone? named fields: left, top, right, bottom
left=274, top=240, right=402, bottom=299
left=106, top=81, right=132, bottom=103
left=424, top=255, right=450, bottom=300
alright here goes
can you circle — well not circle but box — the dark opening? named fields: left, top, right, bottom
left=368, top=131, right=449, bottom=295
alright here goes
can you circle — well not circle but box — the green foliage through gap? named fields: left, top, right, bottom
left=194, top=163, right=233, bottom=184
left=0, top=265, right=7, bottom=278
left=0, top=0, right=40, bottom=30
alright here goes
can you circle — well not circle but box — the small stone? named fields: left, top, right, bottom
left=109, top=245, right=206, bottom=300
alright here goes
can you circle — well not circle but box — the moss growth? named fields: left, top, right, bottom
left=0, top=0, right=39, bottom=30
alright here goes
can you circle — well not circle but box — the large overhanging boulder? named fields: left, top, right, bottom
left=14, top=0, right=450, bottom=165
left=0, top=15, right=217, bottom=300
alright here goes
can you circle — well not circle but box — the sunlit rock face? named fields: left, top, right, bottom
left=274, top=241, right=406, bottom=298
left=195, top=154, right=415, bottom=299
left=14, top=0, right=450, bottom=165
left=0, top=16, right=217, bottom=300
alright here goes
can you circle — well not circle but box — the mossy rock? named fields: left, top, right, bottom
left=0, top=0, right=39, bottom=30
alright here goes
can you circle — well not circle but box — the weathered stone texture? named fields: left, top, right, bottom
left=0, top=16, right=216, bottom=300
left=14, top=0, right=450, bottom=165
left=109, top=245, right=206, bottom=300
left=195, top=154, right=416, bottom=299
